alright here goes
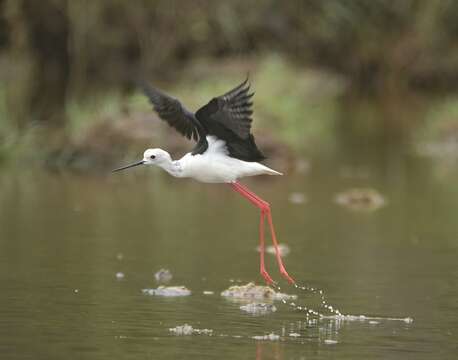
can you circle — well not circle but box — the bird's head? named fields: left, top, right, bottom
left=112, top=148, right=171, bottom=172
left=142, top=148, right=171, bottom=165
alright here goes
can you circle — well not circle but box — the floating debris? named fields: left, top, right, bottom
left=240, top=303, right=277, bottom=315
left=335, top=188, right=386, bottom=211
left=116, top=253, right=124, bottom=261
left=256, top=244, right=290, bottom=257
left=324, top=339, right=338, bottom=345
left=203, top=291, right=214, bottom=295
left=154, top=268, right=173, bottom=283
left=115, top=272, right=125, bottom=280
left=142, top=286, right=191, bottom=297
left=170, top=324, right=193, bottom=335
left=229, top=278, right=243, bottom=283
left=221, top=282, right=296, bottom=301
left=252, top=333, right=280, bottom=341
left=288, top=192, right=307, bottom=204
left=289, top=332, right=300, bottom=337
left=169, top=324, right=213, bottom=336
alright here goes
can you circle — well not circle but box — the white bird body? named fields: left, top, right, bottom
left=146, top=136, right=282, bottom=183
left=113, top=79, right=295, bottom=284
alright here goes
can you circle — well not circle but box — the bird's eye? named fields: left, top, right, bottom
left=150, top=155, right=156, bottom=159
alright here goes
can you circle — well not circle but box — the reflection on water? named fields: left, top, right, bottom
left=1, top=145, right=458, bottom=359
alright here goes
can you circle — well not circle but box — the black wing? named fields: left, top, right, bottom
left=195, top=78, right=265, bottom=162
left=195, top=78, right=254, bottom=140
left=141, top=82, right=199, bottom=142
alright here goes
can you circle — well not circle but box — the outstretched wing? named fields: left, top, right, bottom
left=195, top=78, right=254, bottom=140
left=141, top=82, right=199, bottom=141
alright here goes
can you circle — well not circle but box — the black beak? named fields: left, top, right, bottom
left=112, top=160, right=145, bottom=173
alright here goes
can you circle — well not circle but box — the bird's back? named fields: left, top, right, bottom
left=178, top=136, right=280, bottom=183
left=142, top=78, right=267, bottom=162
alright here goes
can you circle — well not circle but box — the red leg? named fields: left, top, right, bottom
left=230, top=182, right=295, bottom=284
left=266, top=211, right=295, bottom=284
left=239, top=183, right=295, bottom=284
left=258, top=210, right=273, bottom=284
left=231, top=182, right=274, bottom=284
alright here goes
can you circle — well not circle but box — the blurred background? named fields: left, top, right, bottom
left=1, top=0, right=458, bottom=168
left=1, top=1, right=458, bottom=359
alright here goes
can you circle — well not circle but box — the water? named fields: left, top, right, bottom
left=1, top=146, right=457, bottom=359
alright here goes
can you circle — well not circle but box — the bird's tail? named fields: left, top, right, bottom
left=263, top=165, right=283, bottom=176
left=268, top=169, right=283, bottom=176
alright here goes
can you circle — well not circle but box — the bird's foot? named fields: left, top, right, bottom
left=279, top=267, right=295, bottom=284
left=261, top=269, right=274, bottom=285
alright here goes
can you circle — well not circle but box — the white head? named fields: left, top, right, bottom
left=113, top=148, right=172, bottom=172
left=142, top=148, right=172, bottom=165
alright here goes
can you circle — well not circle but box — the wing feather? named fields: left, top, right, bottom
left=195, top=78, right=255, bottom=140
left=141, top=82, right=199, bottom=141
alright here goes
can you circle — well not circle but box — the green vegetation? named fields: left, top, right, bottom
left=2, top=1, right=458, bottom=168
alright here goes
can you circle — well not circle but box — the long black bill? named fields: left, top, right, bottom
left=112, top=160, right=145, bottom=173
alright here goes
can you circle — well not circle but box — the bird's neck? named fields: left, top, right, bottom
left=158, top=159, right=182, bottom=178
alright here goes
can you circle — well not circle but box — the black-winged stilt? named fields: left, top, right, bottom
left=113, top=78, right=295, bottom=284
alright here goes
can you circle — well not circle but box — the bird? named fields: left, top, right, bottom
left=113, top=78, right=295, bottom=284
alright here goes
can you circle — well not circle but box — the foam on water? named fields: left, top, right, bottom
left=169, top=324, right=213, bottom=336
left=252, top=333, right=280, bottom=341
left=240, top=302, right=277, bottom=315
left=324, top=339, right=338, bottom=345
left=142, top=285, right=191, bottom=297
left=154, top=268, right=173, bottom=284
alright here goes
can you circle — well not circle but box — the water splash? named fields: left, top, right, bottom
left=269, top=282, right=341, bottom=318
left=321, top=314, right=413, bottom=323
left=271, top=282, right=413, bottom=324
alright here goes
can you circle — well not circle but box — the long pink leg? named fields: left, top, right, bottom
left=266, top=211, right=295, bottom=284
left=237, top=183, right=295, bottom=284
left=230, top=182, right=274, bottom=284
left=230, top=182, right=295, bottom=284
left=259, top=209, right=271, bottom=284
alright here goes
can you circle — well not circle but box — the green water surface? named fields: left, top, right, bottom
left=0, top=145, right=457, bottom=359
